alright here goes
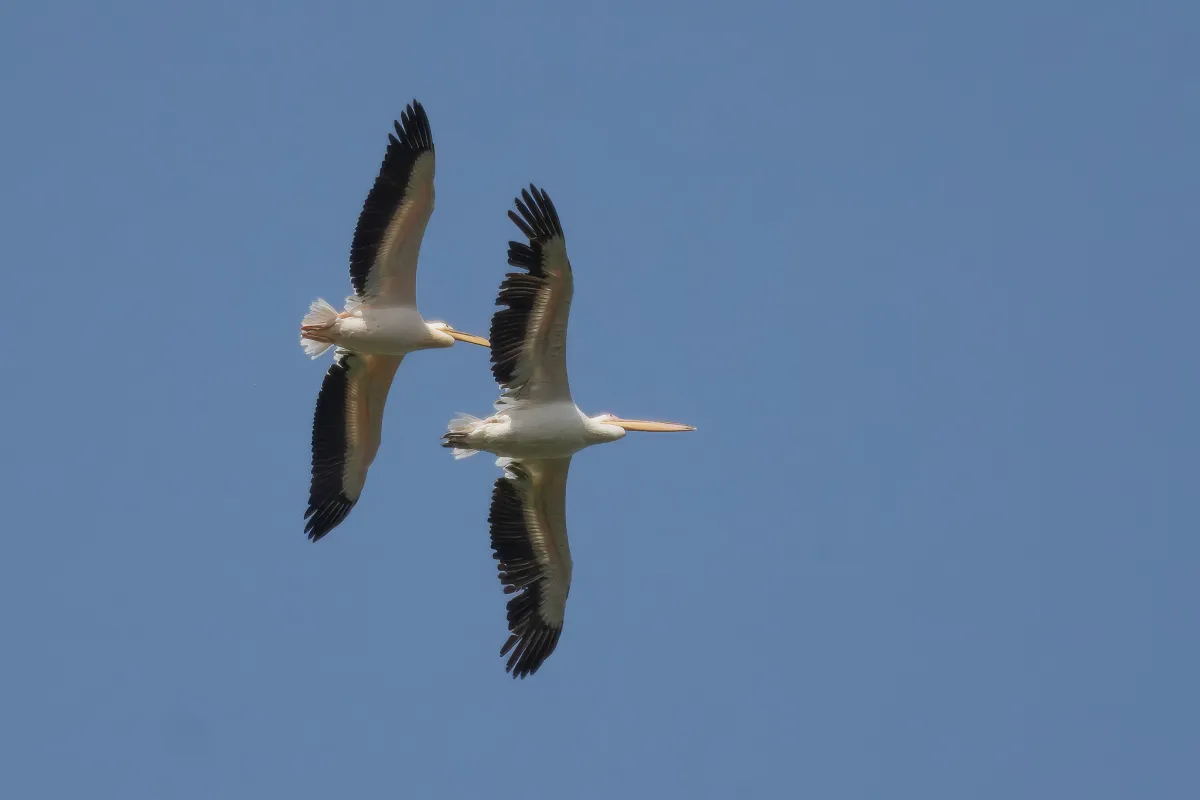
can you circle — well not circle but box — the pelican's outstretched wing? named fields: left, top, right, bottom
left=304, top=351, right=402, bottom=541
left=489, top=185, right=574, bottom=402
left=488, top=457, right=573, bottom=678
left=349, top=100, right=436, bottom=306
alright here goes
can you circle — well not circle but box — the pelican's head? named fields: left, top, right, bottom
left=426, top=322, right=490, bottom=349
left=590, top=413, right=696, bottom=443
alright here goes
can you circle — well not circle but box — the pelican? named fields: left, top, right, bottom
left=442, top=185, right=695, bottom=678
left=299, top=100, right=489, bottom=542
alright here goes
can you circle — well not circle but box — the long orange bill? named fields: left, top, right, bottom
left=447, top=330, right=490, bottom=347
left=608, top=419, right=696, bottom=432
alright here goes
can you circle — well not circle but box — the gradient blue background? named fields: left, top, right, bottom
left=1, top=1, right=1196, bottom=797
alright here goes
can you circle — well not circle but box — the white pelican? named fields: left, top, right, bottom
left=442, top=185, right=695, bottom=677
left=299, top=100, right=489, bottom=542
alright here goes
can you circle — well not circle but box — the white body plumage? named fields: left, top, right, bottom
left=449, top=400, right=626, bottom=461
left=302, top=299, right=459, bottom=358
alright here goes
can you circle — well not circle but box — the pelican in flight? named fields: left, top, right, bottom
left=443, top=185, right=695, bottom=678
left=299, top=100, right=489, bottom=541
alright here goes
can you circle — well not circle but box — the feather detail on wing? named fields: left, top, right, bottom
left=305, top=350, right=403, bottom=541
left=349, top=100, right=436, bottom=305
left=488, top=457, right=573, bottom=678
left=489, top=184, right=574, bottom=402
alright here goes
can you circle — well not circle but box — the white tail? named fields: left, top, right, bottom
left=300, top=298, right=339, bottom=359
left=447, top=413, right=480, bottom=432
left=301, top=337, right=333, bottom=358
left=443, top=414, right=481, bottom=459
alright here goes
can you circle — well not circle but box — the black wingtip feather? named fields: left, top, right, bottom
left=510, top=184, right=565, bottom=243
left=507, top=209, right=535, bottom=240
left=487, top=184, right=569, bottom=389
left=348, top=100, right=435, bottom=296
left=304, top=353, right=359, bottom=542
left=489, top=270, right=544, bottom=388
left=488, top=471, right=564, bottom=679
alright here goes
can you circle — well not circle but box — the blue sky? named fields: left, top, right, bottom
left=1, top=0, right=1196, bottom=797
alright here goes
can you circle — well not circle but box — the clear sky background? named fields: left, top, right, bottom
left=1, top=1, right=1196, bottom=797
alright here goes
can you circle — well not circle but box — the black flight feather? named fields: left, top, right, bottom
left=348, top=100, right=435, bottom=296
left=489, top=184, right=566, bottom=388
left=488, top=466, right=564, bottom=678
left=304, top=352, right=358, bottom=541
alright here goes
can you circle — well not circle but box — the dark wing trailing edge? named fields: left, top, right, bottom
left=305, top=353, right=357, bottom=540
left=489, top=184, right=571, bottom=392
left=488, top=459, right=573, bottom=678
left=304, top=351, right=402, bottom=542
left=349, top=100, right=435, bottom=297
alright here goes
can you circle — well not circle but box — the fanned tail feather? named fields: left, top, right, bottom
left=300, top=298, right=339, bottom=359
left=301, top=338, right=333, bottom=359
left=443, top=414, right=481, bottom=459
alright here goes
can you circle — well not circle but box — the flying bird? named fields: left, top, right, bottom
left=443, top=185, right=694, bottom=678
left=299, top=100, right=489, bottom=542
